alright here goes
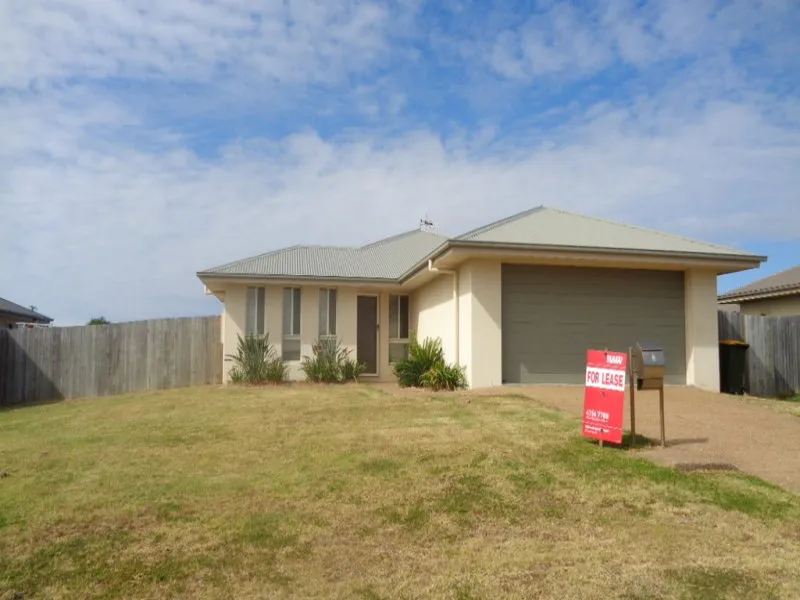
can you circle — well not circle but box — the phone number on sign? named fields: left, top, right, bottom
left=585, top=409, right=610, bottom=422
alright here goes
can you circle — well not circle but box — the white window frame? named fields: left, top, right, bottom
left=282, top=287, right=302, bottom=361
left=388, top=294, right=410, bottom=363
left=245, top=286, right=266, bottom=337
left=319, top=288, right=337, bottom=338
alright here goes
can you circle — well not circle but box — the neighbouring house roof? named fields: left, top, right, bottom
left=0, top=297, right=53, bottom=324
left=198, top=206, right=765, bottom=283
left=718, top=264, right=800, bottom=303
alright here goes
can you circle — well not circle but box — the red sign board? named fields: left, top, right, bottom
left=582, top=349, right=628, bottom=444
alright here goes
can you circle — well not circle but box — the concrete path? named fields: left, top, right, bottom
left=478, top=385, right=800, bottom=495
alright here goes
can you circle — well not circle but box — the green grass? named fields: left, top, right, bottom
left=1, top=385, right=799, bottom=599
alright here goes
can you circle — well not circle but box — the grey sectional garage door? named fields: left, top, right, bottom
left=502, top=264, right=686, bottom=384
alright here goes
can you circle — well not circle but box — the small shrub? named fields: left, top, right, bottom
left=420, top=363, right=467, bottom=391
left=392, top=334, right=466, bottom=391
left=263, top=355, right=289, bottom=383
left=392, top=334, right=444, bottom=388
left=301, top=337, right=366, bottom=383
left=227, top=334, right=286, bottom=384
left=341, top=358, right=367, bottom=382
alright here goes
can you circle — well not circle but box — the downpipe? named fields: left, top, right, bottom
left=428, top=259, right=459, bottom=364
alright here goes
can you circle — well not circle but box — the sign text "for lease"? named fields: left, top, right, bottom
left=585, top=367, right=626, bottom=391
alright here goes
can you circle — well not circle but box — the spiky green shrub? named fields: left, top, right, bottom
left=227, top=334, right=287, bottom=384
left=340, top=358, right=367, bottom=382
left=263, top=355, right=290, bottom=383
left=420, top=363, right=467, bottom=391
left=392, top=334, right=445, bottom=388
left=301, top=337, right=366, bottom=383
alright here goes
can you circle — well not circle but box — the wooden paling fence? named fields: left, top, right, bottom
left=0, top=316, right=222, bottom=406
left=718, top=311, right=800, bottom=398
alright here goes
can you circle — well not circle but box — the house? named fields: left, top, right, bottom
left=718, top=264, right=800, bottom=316
left=0, top=297, right=53, bottom=328
left=197, top=206, right=764, bottom=392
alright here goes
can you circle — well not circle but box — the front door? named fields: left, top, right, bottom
left=357, top=295, right=379, bottom=375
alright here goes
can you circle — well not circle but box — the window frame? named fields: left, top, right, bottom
left=388, top=294, right=410, bottom=363
left=245, top=286, right=266, bottom=337
left=282, top=287, right=302, bottom=361
left=318, top=288, right=337, bottom=338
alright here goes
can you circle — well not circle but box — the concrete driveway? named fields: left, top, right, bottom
left=484, top=386, right=800, bottom=495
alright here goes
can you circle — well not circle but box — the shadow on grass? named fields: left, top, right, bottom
left=587, top=432, right=654, bottom=451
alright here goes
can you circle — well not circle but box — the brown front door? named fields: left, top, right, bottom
left=357, top=296, right=379, bottom=375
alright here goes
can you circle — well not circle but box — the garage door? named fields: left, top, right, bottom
left=502, top=264, right=686, bottom=384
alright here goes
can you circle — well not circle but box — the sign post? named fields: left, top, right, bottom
left=582, top=349, right=628, bottom=445
left=628, top=347, right=636, bottom=447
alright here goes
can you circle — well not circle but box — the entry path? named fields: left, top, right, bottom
left=479, top=386, right=800, bottom=495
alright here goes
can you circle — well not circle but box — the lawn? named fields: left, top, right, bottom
left=1, top=385, right=799, bottom=600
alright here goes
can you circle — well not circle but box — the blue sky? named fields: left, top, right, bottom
left=2, top=0, right=799, bottom=324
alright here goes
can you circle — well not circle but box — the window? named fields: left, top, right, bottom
left=282, top=287, right=302, bottom=361
left=388, top=294, right=410, bottom=362
left=319, top=288, right=337, bottom=337
left=245, top=287, right=266, bottom=337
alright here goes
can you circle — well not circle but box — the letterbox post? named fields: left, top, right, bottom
left=633, top=342, right=667, bottom=448
left=628, top=346, right=636, bottom=448
left=659, top=381, right=666, bottom=447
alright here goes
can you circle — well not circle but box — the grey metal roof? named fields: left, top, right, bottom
left=456, top=206, right=758, bottom=258
left=199, top=229, right=448, bottom=280
left=0, top=297, right=53, bottom=323
left=199, top=205, right=763, bottom=282
left=718, top=264, right=800, bottom=302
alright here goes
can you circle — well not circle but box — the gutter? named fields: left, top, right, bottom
left=0, top=310, right=53, bottom=324
left=398, top=240, right=766, bottom=284
left=445, top=240, right=768, bottom=264
left=197, top=272, right=398, bottom=285
left=428, top=259, right=459, bottom=365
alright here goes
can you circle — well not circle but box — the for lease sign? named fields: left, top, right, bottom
left=582, top=349, right=628, bottom=444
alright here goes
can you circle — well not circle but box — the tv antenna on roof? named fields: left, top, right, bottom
left=419, top=215, right=438, bottom=233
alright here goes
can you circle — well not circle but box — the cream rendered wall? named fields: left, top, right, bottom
left=412, top=275, right=457, bottom=364
left=684, top=269, right=721, bottom=392
left=458, top=261, right=503, bottom=389
left=221, top=283, right=316, bottom=382
left=739, top=295, right=800, bottom=317
left=221, top=285, right=246, bottom=382
left=220, top=283, right=395, bottom=383
left=411, top=260, right=503, bottom=389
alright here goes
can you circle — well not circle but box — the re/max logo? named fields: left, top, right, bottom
left=607, top=355, right=624, bottom=365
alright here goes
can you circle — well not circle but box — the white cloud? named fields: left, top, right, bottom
left=1, top=0, right=405, bottom=89
left=3, top=85, right=799, bottom=324
left=2, top=0, right=799, bottom=325
left=486, top=0, right=798, bottom=80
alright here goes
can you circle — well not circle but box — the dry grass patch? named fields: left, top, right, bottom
left=1, top=384, right=799, bottom=599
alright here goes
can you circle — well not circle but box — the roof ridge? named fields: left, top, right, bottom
left=360, top=228, right=446, bottom=250
left=547, top=207, right=748, bottom=254
left=456, top=205, right=546, bottom=240
left=299, top=245, right=358, bottom=250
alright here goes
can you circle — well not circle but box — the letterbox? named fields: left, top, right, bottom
left=634, top=342, right=666, bottom=390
